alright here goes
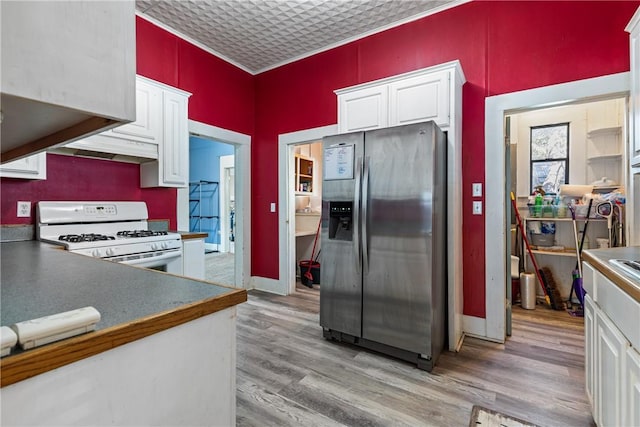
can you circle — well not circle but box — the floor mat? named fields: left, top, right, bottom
left=469, top=405, right=539, bottom=427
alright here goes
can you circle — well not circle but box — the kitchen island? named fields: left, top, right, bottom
left=582, top=247, right=640, bottom=427
left=0, top=240, right=246, bottom=426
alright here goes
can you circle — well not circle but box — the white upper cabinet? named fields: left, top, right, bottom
left=64, top=76, right=162, bottom=160
left=0, top=153, right=46, bottom=180
left=336, top=62, right=460, bottom=134
left=338, top=86, right=389, bottom=132
left=389, top=70, right=449, bottom=127
left=0, top=1, right=135, bottom=164
left=102, top=78, right=162, bottom=145
left=627, top=7, right=640, bottom=166
left=140, top=86, right=190, bottom=188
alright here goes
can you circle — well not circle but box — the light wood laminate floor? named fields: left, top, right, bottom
left=236, top=285, right=593, bottom=427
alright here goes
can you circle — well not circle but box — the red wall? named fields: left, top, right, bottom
left=2, top=2, right=637, bottom=318
left=0, top=16, right=254, bottom=230
left=0, top=155, right=176, bottom=225
left=252, top=1, right=638, bottom=316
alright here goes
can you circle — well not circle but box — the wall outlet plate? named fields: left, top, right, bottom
left=17, top=201, right=31, bottom=218
left=472, top=183, right=483, bottom=197
left=472, top=201, right=482, bottom=215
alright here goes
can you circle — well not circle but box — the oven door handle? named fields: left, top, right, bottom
left=115, top=250, right=182, bottom=267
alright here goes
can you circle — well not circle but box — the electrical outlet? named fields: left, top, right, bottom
left=270, top=202, right=276, bottom=213
left=472, top=201, right=482, bottom=215
left=472, top=183, right=482, bottom=197
left=17, top=201, right=31, bottom=218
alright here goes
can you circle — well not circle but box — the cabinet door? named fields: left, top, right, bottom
left=389, top=70, right=449, bottom=128
left=584, top=294, right=595, bottom=408
left=105, top=78, right=162, bottom=144
left=0, top=153, right=46, bottom=179
left=338, top=86, right=388, bottom=133
left=182, top=239, right=205, bottom=280
left=628, top=347, right=640, bottom=427
left=630, top=13, right=640, bottom=165
left=161, top=90, right=189, bottom=187
left=596, top=309, right=629, bottom=427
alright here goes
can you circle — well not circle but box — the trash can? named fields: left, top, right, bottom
left=520, top=272, right=536, bottom=310
left=299, top=260, right=320, bottom=287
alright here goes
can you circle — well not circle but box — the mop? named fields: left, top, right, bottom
left=568, top=204, right=587, bottom=316
left=302, top=219, right=321, bottom=288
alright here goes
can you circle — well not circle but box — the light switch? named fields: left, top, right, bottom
left=472, top=201, right=482, bottom=215
left=472, top=183, right=482, bottom=197
left=270, top=202, right=276, bottom=213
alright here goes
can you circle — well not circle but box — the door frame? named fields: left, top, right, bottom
left=278, top=124, right=338, bottom=295
left=219, top=154, right=234, bottom=253
left=178, top=120, right=251, bottom=289
left=484, top=72, right=630, bottom=341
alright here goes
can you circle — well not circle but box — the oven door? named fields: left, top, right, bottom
left=113, top=250, right=183, bottom=275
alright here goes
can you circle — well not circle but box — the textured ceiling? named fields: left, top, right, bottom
left=136, top=0, right=458, bottom=74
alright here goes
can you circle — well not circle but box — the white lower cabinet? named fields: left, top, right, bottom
left=584, top=294, right=595, bottom=408
left=628, top=347, right=640, bottom=427
left=585, top=260, right=639, bottom=426
left=0, top=152, right=46, bottom=179
left=595, top=309, right=628, bottom=427
left=182, top=238, right=205, bottom=280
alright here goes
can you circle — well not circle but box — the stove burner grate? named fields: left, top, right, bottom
left=59, top=234, right=116, bottom=243
left=116, top=230, right=169, bottom=238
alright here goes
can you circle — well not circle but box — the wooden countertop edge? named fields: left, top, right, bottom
left=583, top=252, right=640, bottom=303
left=179, top=232, right=208, bottom=240
left=0, top=288, right=247, bottom=387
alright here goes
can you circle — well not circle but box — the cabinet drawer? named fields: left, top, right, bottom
left=596, top=271, right=640, bottom=349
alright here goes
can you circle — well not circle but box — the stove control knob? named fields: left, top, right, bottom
left=161, top=242, right=168, bottom=249
left=151, top=243, right=158, bottom=251
left=105, top=248, right=115, bottom=257
left=92, top=249, right=102, bottom=258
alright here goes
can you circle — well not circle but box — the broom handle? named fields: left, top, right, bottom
left=510, top=192, right=549, bottom=298
left=307, top=219, right=321, bottom=275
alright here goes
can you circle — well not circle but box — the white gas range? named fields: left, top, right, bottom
left=36, top=201, right=183, bottom=274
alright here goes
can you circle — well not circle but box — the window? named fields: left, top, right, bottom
left=530, top=123, right=569, bottom=194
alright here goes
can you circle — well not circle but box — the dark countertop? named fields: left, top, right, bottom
left=583, top=246, right=640, bottom=304
left=0, top=240, right=246, bottom=386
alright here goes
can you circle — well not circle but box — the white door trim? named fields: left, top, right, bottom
left=278, top=124, right=338, bottom=295
left=181, top=120, right=251, bottom=290
left=219, top=155, right=234, bottom=253
left=484, top=72, right=630, bottom=341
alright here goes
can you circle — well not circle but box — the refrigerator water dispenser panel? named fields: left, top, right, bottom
left=328, top=201, right=353, bottom=241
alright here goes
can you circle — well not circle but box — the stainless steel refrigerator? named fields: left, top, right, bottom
left=320, top=121, right=446, bottom=371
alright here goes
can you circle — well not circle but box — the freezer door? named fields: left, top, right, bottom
left=362, top=121, right=446, bottom=356
left=319, top=132, right=365, bottom=337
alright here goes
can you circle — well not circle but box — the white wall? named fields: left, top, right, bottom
left=511, top=98, right=625, bottom=197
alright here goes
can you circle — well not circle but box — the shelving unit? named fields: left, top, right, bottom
left=295, top=154, right=314, bottom=194
left=189, top=180, right=219, bottom=252
left=522, top=216, right=613, bottom=300
left=586, top=126, right=623, bottom=185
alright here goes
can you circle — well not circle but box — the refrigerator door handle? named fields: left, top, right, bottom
left=362, top=156, right=370, bottom=272
left=354, top=156, right=362, bottom=273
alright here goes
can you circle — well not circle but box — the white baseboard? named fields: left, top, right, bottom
left=251, top=276, right=287, bottom=295
left=205, top=243, right=219, bottom=252
left=462, top=315, right=487, bottom=338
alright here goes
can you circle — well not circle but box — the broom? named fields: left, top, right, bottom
left=303, top=218, right=321, bottom=287
left=510, top=192, right=563, bottom=310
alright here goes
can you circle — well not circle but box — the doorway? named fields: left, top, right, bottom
left=278, top=125, right=338, bottom=295
left=505, top=97, right=627, bottom=334
left=484, top=72, right=630, bottom=342
left=178, top=120, right=251, bottom=290
left=219, top=154, right=235, bottom=254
